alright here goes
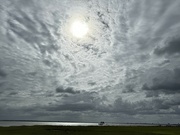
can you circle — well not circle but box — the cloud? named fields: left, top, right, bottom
left=158, top=59, right=170, bottom=66
left=8, top=92, right=18, bottom=96
left=122, top=84, right=135, bottom=93
left=154, top=36, right=180, bottom=56
left=0, top=0, right=180, bottom=123
left=112, top=96, right=180, bottom=115
left=56, top=86, right=80, bottom=94
left=0, top=69, right=7, bottom=77
left=142, top=68, right=180, bottom=94
left=47, top=103, right=95, bottom=112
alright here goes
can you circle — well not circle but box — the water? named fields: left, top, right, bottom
left=0, top=121, right=162, bottom=127
left=0, top=121, right=98, bottom=127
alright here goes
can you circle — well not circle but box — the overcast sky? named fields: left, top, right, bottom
left=0, top=0, right=180, bottom=124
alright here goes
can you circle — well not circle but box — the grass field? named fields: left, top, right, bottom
left=0, top=125, right=180, bottom=135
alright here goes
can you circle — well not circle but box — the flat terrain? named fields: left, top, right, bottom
left=0, top=125, right=180, bottom=135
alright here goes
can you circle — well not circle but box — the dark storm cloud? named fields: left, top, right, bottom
left=99, top=97, right=180, bottom=115
left=8, top=92, right=18, bottom=96
left=28, top=71, right=37, bottom=76
left=142, top=68, right=180, bottom=94
left=56, top=86, right=80, bottom=94
left=122, top=84, right=135, bottom=93
left=0, top=104, right=37, bottom=120
left=152, top=98, right=180, bottom=115
left=0, top=69, right=7, bottom=77
left=87, top=81, right=96, bottom=86
left=47, top=103, right=95, bottom=112
left=138, top=98, right=178, bottom=115
left=112, top=98, right=136, bottom=115
left=158, top=59, right=170, bottom=66
left=43, top=59, right=51, bottom=67
left=44, top=90, right=103, bottom=113
left=154, top=37, right=180, bottom=56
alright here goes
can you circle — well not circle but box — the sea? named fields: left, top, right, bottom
left=0, top=121, right=161, bottom=127
left=0, top=121, right=98, bottom=127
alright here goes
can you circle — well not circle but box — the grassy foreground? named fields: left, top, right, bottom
left=0, top=125, right=180, bottom=135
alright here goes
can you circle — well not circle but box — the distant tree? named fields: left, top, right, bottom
left=99, top=122, right=105, bottom=126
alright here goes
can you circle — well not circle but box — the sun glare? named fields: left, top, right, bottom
left=70, top=20, right=89, bottom=38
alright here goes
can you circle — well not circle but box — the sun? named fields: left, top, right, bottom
left=70, top=20, right=89, bottom=38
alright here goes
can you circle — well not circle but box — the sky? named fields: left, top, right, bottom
left=0, top=0, right=180, bottom=124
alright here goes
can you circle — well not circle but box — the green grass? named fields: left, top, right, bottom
left=0, top=126, right=179, bottom=135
